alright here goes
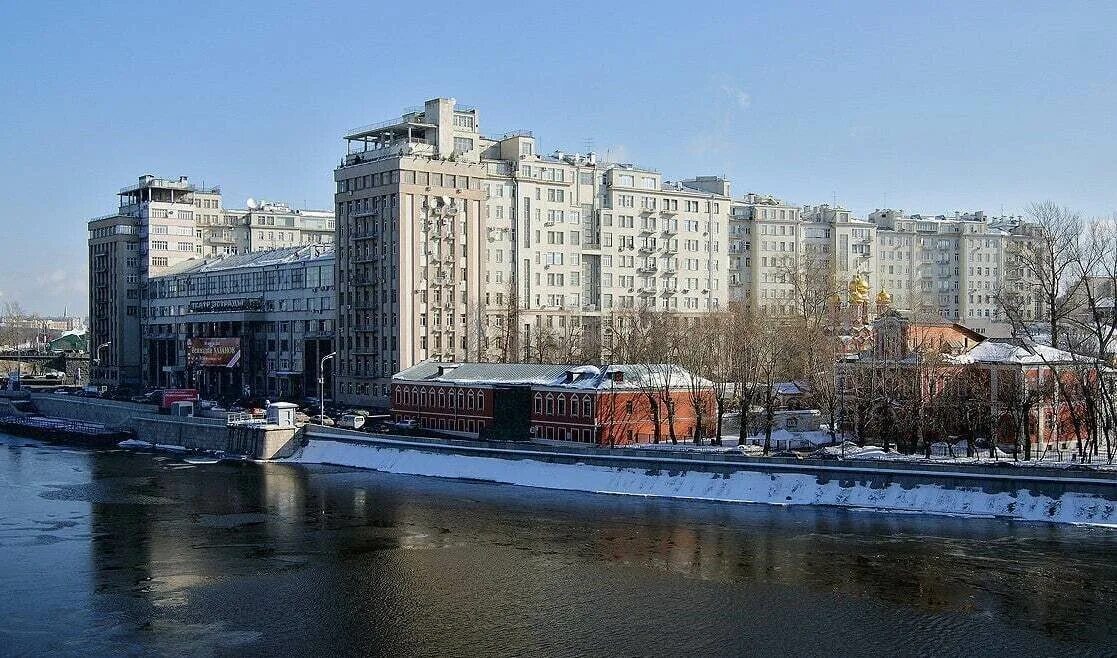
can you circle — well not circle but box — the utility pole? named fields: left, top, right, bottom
left=318, top=351, right=336, bottom=423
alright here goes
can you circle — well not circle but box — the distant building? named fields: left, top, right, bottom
left=142, top=244, right=335, bottom=401
left=727, top=199, right=1042, bottom=332
left=390, top=361, right=715, bottom=445
left=49, top=330, right=88, bottom=354
left=867, top=209, right=1041, bottom=330
left=88, top=174, right=333, bottom=389
left=729, top=194, right=876, bottom=314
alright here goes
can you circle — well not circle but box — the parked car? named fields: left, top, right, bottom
left=132, top=389, right=164, bottom=404
left=103, top=386, right=138, bottom=401
left=77, top=385, right=106, bottom=398
left=309, top=414, right=335, bottom=427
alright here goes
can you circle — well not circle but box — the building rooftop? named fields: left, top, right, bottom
left=953, top=338, right=1085, bottom=366
left=393, top=361, right=708, bottom=390
left=118, top=174, right=220, bottom=196
left=156, top=244, right=334, bottom=277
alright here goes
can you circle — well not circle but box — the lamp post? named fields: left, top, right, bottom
left=318, top=351, right=336, bottom=424
left=90, top=341, right=111, bottom=388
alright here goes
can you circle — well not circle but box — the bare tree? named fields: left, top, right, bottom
left=1000, top=202, right=1082, bottom=346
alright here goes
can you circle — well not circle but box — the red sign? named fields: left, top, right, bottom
left=162, top=388, right=199, bottom=409
left=188, top=337, right=242, bottom=367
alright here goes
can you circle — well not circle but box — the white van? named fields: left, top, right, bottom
left=338, top=413, right=366, bottom=430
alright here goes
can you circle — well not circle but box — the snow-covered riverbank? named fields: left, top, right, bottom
left=286, top=438, right=1117, bottom=527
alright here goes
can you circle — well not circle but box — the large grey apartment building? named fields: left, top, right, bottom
left=143, top=244, right=335, bottom=401
left=333, top=97, right=733, bottom=406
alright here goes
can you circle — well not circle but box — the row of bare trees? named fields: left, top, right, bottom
left=465, top=200, right=1117, bottom=461
left=995, top=202, right=1117, bottom=463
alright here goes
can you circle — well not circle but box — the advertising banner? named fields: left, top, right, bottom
left=161, top=388, right=199, bottom=409
left=188, top=337, right=242, bottom=368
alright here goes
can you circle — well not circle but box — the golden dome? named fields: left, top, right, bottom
left=848, top=274, right=870, bottom=304
left=876, top=287, right=893, bottom=306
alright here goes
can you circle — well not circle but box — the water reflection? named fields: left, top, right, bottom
left=2, top=434, right=1116, bottom=656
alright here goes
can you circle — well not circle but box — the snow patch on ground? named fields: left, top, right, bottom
left=287, top=439, right=1117, bottom=527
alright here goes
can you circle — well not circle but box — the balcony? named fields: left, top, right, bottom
left=640, top=207, right=656, bottom=215
left=661, top=227, right=677, bottom=236
left=638, top=246, right=656, bottom=255
left=659, top=267, right=677, bottom=276
left=637, top=266, right=658, bottom=275
left=638, top=287, right=657, bottom=296
left=341, top=141, right=436, bottom=167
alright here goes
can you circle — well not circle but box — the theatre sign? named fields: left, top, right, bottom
left=188, top=298, right=264, bottom=314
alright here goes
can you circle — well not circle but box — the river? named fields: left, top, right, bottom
left=2, top=432, right=1116, bottom=657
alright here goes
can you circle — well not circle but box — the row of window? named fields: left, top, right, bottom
left=395, top=385, right=486, bottom=411
left=532, top=392, right=594, bottom=418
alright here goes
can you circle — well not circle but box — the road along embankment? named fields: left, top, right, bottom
left=28, top=394, right=301, bottom=459
left=291, top=430, right=1117, bottom=526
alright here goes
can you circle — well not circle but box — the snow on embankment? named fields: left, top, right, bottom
left=288, top=439, right=1117, bottom=526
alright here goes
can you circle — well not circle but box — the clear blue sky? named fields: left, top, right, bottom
left=1, top=1, right=1114, bottom=315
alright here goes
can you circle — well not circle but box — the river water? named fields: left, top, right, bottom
left=2, top=432, right=1116, bottom=657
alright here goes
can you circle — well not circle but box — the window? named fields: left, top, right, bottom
left=453, top=137, right=474, bottom=154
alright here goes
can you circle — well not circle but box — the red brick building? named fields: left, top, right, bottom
left=840, top=315, right=1101, bottom=454
left=391, top=362, right=716, bottom=445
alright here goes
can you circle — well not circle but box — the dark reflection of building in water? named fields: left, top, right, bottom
left=78, top=453, right=1117, bottom=650
left=576, top=498, right=1116, bottom=643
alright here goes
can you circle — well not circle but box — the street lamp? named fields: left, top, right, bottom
left=318, top=351, right=336, bottom=424
left=90, top=341, right=111, bottom=387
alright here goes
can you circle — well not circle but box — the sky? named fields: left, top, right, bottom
left=1, top=1, right=1115, bottom=316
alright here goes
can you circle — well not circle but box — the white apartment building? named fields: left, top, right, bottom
left=334, top=97, right=732, bottom=407
left=226, top=201, right=335, bottom=254
left=869, top=209, right=1041, bottom=330
left=727, top=197, right=1042, bottom=331
left=729, top=195, right=877, bottom=314
left=88, top=174, right=334, bottom=388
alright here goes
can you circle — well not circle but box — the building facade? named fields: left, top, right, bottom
left=868, top=209, right=1042, bottom=330
left=390, top=361, right=716, bottom=445
left=334, top=97, right=732, bottom=407
left=726, top=197, right=1042, bottom=332
left=88, top=174, right=333, bottom=389
left=142, top=244, right=335, bottom=401
left=840, top=314, right=1093, bottom=455
left=729, top=194, right=877, bottom=315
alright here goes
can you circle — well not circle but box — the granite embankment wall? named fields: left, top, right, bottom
left=295, top=429, right=1117, bottom=525
left=26, top=394, right=301, bottom=459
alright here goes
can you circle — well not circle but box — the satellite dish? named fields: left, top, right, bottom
left=246, top=197, right=258, bottom=209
